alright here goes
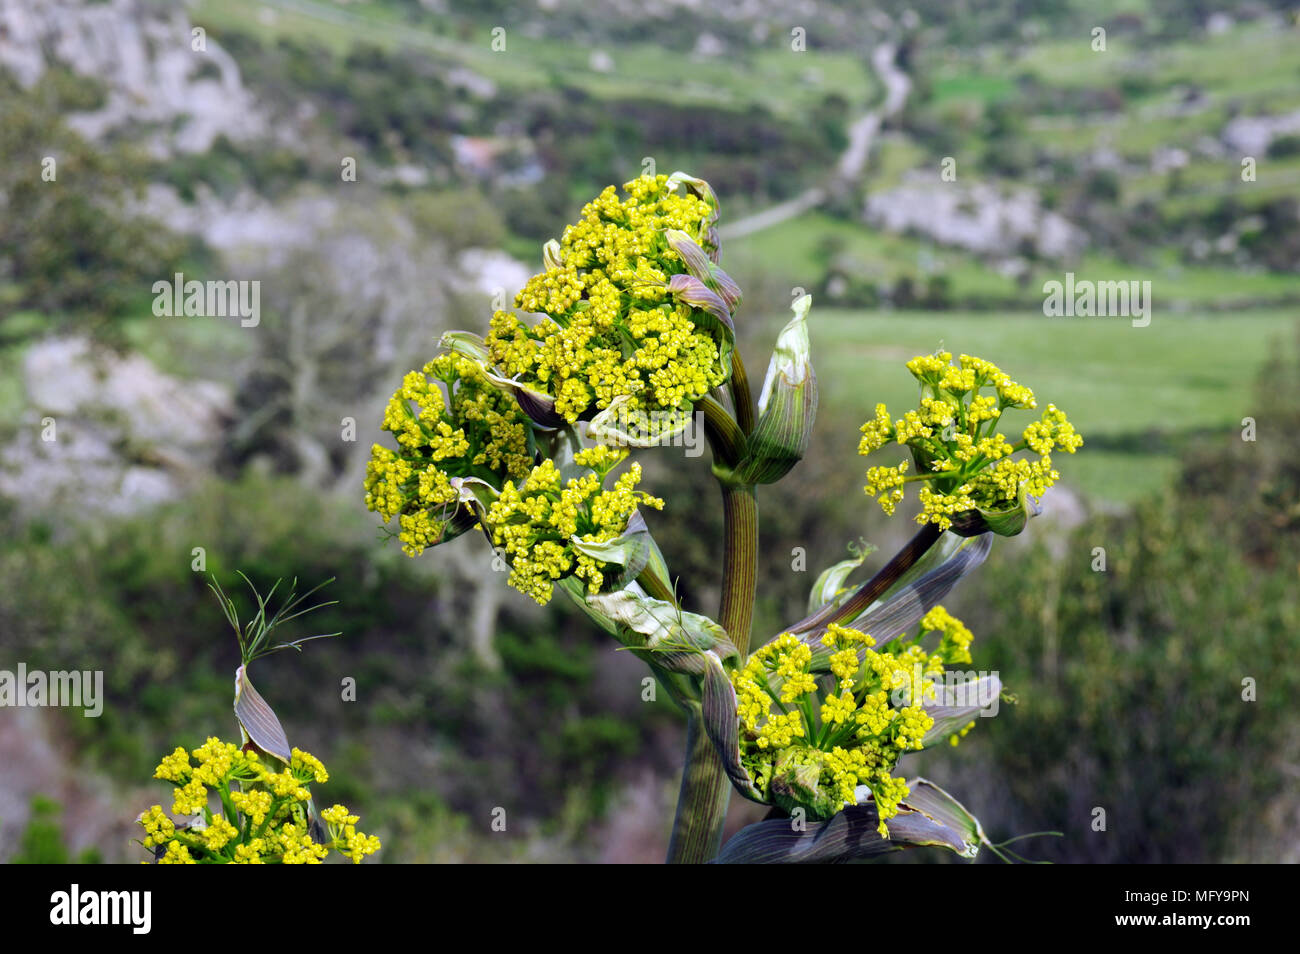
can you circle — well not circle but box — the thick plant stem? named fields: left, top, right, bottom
left=665, top=706, right=732, bottom=863
left=666, top=480, right=758, bottom=863
left=717, top=482, right=759, bottom=657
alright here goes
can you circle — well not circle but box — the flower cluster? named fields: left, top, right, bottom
left=859, top=352, right=1083, bottom=529
left=912, top=604, right=974, bottom=666
left=731, top=608, right=979, bottom=834
left=485, top=174, right=729, bottom=422
left=365, top=353, right=534, bottom=556
left=137, top=738, right=380, bottom=864
left=485, top=445, right=663, bottom=605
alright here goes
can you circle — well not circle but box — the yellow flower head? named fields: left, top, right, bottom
left=290, top=747, right=329, bottom=784
left=484, top=174, right=732, bottom=423
left=918, top=604, right=976, bottom=666
left=484, top=447, right=663, bottom=605
left=234, top=840, right=266, bottom=864
left=365, top=353, right=534, bottom=557
left=191, top=736, right=240, bottom=786
left=138, top=805, right=175, bottom=848
left=138, top=739, right=379, bottom=864
left=732, top=624, right=962, bottom=833
left=153, top=746, right=192, bottom=783
left=859, top=352, right=1082, bottom=529
left=171, top=778, right=208, bottom=817
left=158, top=840, right=196, bottom=865
left=201, top=816, right=240, bottom=853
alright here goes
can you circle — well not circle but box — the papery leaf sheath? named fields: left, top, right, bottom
left=700, top=651, right=764, bottom=801
left=921, top=673, right=1003, bottom=746
left=894, top=778, right=987, bottom=851
left=234, top=665, right=291, bottom=765
left=665, top=229, right=741, bottom=312
left=711, top=779, right=985, bottom=863
left=587, top=396, right=695, bottom=449
left=585, top=587, right=738, bottom=663
left=841, top=532, right=992, bottom=648
left=781, top=532, right=992, bottom=660
left=570, top=509, right=657, bottom=592
left=666, top=171, right=722, bottom=261
left=542, top=238, right=563, bottom=271
left=807, top=542, right=877, bottom=616
left=667, top=275, right=733, bottom=328
left=733, top=294, right=817, bottom=484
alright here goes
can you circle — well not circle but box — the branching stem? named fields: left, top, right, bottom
left=665, top=400, right=759, bottom=863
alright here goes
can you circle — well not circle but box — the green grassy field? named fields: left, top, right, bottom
left=1071, top=252, right=1300, bottom=306
left=195, top=0, right=878, bottom=118
left=728, top=212, right=1028, bottom=302
left=988, top=21, right=1300, bottom=95
left=925, top=19, right=1300, bottom=164
left=727, top=211, right=1300, bottom=309
left=798, top=307, right=1297, bottom=503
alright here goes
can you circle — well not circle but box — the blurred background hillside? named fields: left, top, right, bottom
left=1, top=0, right=1298, bottom=863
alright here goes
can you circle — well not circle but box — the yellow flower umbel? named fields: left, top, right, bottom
left=859, top=352, right=1083, bottom=530
left=365, top=352, right=534, bottom=556
left=731, top=608, right=980, bottom=835
left=136, top=738, right=379, bottom=864
left=485, top=174, right=732, bottom=423
left=485, top=445, right=663, bottom=605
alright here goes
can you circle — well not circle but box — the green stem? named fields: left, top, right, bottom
left=717, top=482, right=758, bottom=658
left=216, top=782, right=238, bottom=827
left=729, top=350, right=756, bottom=435
left=665, top=482, right=757, bottom=862
left=699, top=394, right=746, bottom=467
left=665, top=403, right=760, bottom=863
left=665, top=705, right=732, bottom=864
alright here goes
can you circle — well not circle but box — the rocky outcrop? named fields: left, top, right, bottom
left=0, top=0, right=263, bottom=153
left=1222, top=109, right=1300, bottom=157
left=0, top=337, right=232, bottom=521
left=864, top=178, right=1088, bottom=261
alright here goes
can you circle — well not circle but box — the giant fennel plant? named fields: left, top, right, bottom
left=364, top=172, right=1082, bottom=863
left=134, top=577, right=381, bottom=864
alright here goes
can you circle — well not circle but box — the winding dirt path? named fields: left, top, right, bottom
left=719, top=42, right=912, bottom=241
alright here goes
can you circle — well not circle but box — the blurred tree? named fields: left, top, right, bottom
left=11, top=795, right=69, bottom=864
left=407, top=189, right=507, bottom=252
left=0, top=72, right=185, bottom=341
left=222, top=194, right=513, bottom=667
left=10, top=795, right=99, bottom=864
